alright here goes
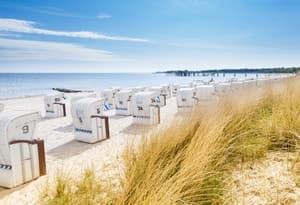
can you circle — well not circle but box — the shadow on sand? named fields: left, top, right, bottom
left=120, top=124, right=154, bottom=135
left=47, top=139, right=107, bottom=160
left=53, top=124, right=73, bottom=133
left=0, top=183, right=30, bottom=199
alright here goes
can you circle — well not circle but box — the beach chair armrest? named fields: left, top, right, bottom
left=91, top=115, right=108, bottom=119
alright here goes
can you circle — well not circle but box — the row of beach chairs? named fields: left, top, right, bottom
left=0, top=76, right=286, bottom=188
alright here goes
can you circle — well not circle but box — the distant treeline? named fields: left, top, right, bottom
left=158, top=67, right=300, bottom=76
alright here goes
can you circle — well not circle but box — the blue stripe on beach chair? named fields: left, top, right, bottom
left=155, top=96, right=161, bottom=103
left=133, top=115, right=150, bottom=119
left=0, top=164, right=12, bottom=170
left=104, top=104, right=113, bottom=111
left=116, top=107, right=128, bottom=111
left=75, top=128, right=92, bottom=134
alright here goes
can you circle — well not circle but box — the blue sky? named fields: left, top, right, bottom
left=0, top=0, right=299, bottom=72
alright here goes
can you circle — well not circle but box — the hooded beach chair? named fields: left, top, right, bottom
left=0, top=110, right=46, bottom=188
left=176, top=88, right=197, bottom=111
left=115, top=90, right=135, bottom=116
left=132, top=91, right=161, bottom=125
left=71, top=98, right=109, bottom=143
left=148, top=86, right=167, bottom=107
left=100, top=88, right=119, bottom=110
left=44, top=93, right=66, bottom=118
left=160, top=84, right=172, bottom=98
left=194, top=85, right=215, bottom=102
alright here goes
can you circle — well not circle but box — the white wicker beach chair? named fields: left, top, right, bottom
left=115, top=90, right=135, bottom=116
left=160, top=84, right=172, bottom=98
left=171, top=84, right=180, bottom=96
left=71, top=98, right=109, bottom=143
left=100, top=88, right=119, bottom=110
left=44, top=93, right=66, bottom=118
left=132, top=91, right=160, bottom=125
left=176, top=88, right=196, bottom=111
left=0, top=110, right=45, bottom=188
left=194, top=85, right=215, bottom=102
left=148, top=86, right=167, bottom=107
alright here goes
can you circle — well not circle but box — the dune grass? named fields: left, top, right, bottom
left=41, top=76, right=300, bottom=205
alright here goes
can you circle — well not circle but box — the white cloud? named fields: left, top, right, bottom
left=97, top=14, right=112, bottom=19
left=0, top=18, right=149, bottom=42
left=0, top=38, right=114, bottom=61
left=0, top=33, right=21, bottom=38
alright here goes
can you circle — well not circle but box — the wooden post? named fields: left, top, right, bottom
left=36, top=139, right=46, bottom=176
left=157, top=105, right=160, bottom=124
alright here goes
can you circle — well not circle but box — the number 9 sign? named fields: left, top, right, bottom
left=22, top=125, right=29, bottom=134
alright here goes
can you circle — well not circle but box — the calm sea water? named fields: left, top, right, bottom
left=0, top=73, right=264, bottom=99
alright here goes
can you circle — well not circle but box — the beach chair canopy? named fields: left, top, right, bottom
left=194, top=85, right=215, bottom=100
left=177, top=88, right=195, bottom=107
left=0, top=110, right=41, bottom=165
left=44, top=93, right=64, bottom=112
left=100, top=88, right=118, bottom=105
left=132, top=91, right=160, bottom=117
left=71, top=97, right=105, bottom=131
left=115, top=90, right=133, bottom=109
left=160, top=84, right=172, bottom=96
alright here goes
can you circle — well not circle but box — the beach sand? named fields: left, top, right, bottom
left=0, top=94, right=179, bottom=205
left=231, top=152, right=300, bottom=204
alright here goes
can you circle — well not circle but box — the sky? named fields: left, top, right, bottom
left=0, top=0, right=300, bottom=73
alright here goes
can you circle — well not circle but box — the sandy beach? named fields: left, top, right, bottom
left=0, top=94, right=178, bottom=205
left=0, top=76, right=299, bottom=204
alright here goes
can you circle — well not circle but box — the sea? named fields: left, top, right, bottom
left=0, top=72, right=270, bottom=99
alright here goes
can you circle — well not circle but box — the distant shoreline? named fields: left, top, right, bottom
left=158, top=67, right=300, bottom=76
